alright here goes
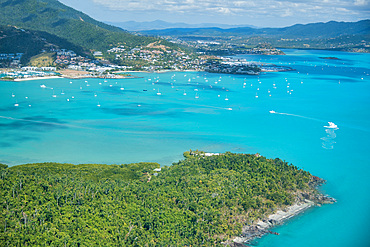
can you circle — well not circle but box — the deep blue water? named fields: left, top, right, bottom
left=0, top=49, right=369, bottom=246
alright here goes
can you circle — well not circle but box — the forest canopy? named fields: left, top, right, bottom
left=0, top=151, right=318, bottom=246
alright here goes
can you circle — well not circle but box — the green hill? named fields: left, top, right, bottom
left=0, top=0, right=160, bottom=53
left=0, top=25, right=85, bottom=65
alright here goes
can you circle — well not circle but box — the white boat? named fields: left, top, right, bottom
left=40, top=84, right=46, bottom=88
left=195, top=93, right=199, bottom=99
left=324, top=122, right=338, bottom=129
left=156, top=89, right=161, bottom=95
left=269, top=110, right=276, bottom=113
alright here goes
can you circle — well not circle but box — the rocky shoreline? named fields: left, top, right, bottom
left=226, top=177, right=336, bottom=246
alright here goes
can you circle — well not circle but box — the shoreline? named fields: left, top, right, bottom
left=232, top=200, right=315, bottom=245
left=228, top=177, right=336, bottom=247
left=13, top=76, right=61, bottom=81
left=1, top=74, right=142, bottom=81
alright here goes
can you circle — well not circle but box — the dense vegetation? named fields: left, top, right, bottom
left=0, top=151, right=317, bottom=246
left=0, top=25, right=86, bottom=65
left=0, top=0, right=166, bottom=53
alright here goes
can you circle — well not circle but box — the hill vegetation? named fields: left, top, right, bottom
left=0, top=25, right=85, bottom=65
left=29, top=52, right=55, bottom=67
left=0, top=151, right=325, bottom=246
left=0, top=0, right=169, bottom=56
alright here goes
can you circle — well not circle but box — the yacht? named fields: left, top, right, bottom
left=40, top=84, right=46, bottom=88
left=269, top=110, right=276, bottom=113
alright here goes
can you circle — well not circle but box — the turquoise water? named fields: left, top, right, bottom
left=1, top=49, right=369, bottom=246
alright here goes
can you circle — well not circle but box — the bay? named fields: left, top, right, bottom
left=0, top=49, right=369, bottom=246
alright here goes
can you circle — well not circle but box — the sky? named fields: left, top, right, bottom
left=59, top=0, right=370, bottom=27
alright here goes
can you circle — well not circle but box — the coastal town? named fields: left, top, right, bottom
left=0, top=42, right=290, bottom=80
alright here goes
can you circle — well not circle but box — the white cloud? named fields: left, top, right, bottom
left=90, top=0, right=369, bottom=22
left=354, top=0, right=368, bottom=5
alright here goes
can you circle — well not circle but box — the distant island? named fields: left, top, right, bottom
left=319, top=57, right=341, bottom=60
left=0, top=151, right=334, bottom=246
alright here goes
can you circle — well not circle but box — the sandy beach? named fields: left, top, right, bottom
left=13, top=76, right=61, bottom=81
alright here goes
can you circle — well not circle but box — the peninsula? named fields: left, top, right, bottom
left=0, top=151, right=334, bottom=246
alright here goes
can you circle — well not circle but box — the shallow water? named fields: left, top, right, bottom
left=1, top=49, right=369, bottom=246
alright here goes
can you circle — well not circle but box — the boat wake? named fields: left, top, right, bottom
left=269, top=111, right=339, bottom=149
left=269, top=110, right=320, bottom=121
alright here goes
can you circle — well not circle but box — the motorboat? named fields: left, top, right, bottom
left=324, top=122, right=338, bottom=129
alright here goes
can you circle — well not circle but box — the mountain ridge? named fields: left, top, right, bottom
left=107, top=19, right=257, bottom=31
left=141, top=20, right=370, bottom=39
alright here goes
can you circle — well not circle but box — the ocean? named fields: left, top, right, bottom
left=0, top=49, right=369, bottom=246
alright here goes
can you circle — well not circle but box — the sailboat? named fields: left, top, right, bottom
left=156, top=89, right=161, bottom=95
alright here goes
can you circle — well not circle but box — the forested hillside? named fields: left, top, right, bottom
left=0, top=25, right=85, bottom=64
left=0, top=0, right=162, bottom=52
left=0, top=151, right=321, bottom=246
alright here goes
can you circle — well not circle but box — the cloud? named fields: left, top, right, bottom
left=91, top=0, right=369, bottom=16
left=86, top=0, right=369, bottom=26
